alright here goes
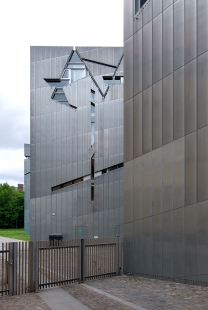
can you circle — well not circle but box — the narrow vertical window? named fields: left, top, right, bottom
left=91, top=89, right=95, bottom=101
left=91, top=102, right=95, bottom=146
left=91, top=155, right=94, bottom=202
left=91, top=123, right=95, bottom=146
left=135, top=0, right=139, bottom=14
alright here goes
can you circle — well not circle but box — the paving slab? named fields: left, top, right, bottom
left=38, top=287, right=90, bottom=310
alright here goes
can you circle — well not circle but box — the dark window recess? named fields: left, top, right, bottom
left=102, top=163, right=123, bottom=174
left=91, top=154, right=95, bottom=202
left=102, top=76, right=123, bottom=85
left=52, top=177, right=84, bottom=192
left=91, top=185, right=94, bottom=202
left=91, top=89, right=95, bottom=101
left=91, top=157, right=94, bottom=179
left=135, top=0, right=147, bottom=14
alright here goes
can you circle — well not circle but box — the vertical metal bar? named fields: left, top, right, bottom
left=13, top=243, right=17, bottom=295
left=80, top=239, right=85, bottom=282
left=67, top=242, right=72, bottom=280
left=19, top=242, right=24, bottom=294
left=45, top=241, right=47, bottom=288
left=48, top=246, right=50, bottom=288
left=28, top=242, right=33, bottom=292
left=18, top=242, right=20, bottom=295
left=92, top=239, right=95, bottom=278
left=35, top=242, right=39, bottom=293
left=2, top=243, right=4, bottom=295
left=42, top=241, right=45, bottom=288
left=25, top=242, right=27, bottom=293
left=6, top=243, right=9, bottom=294
left=39, top=241, right=42, bottom=288
left=9, top=243, right=14, bottom=295
left=74, top=239, right=76, bottom=281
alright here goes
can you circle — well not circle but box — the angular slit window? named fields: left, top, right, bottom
left=53, top=93, right=67, bottom=101
left=91, top=122, right=95, bottom=146
left=135, top=0, right=147, bottom=14
left=91, top=89, right=95, bottom=101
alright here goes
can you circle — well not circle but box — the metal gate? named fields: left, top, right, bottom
left=0, top=237, right=122, bottom=296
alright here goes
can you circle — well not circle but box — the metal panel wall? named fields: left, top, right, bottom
left=198, top=126, right=208, bottom=202
left=152, top=80, right=162, bottom=149
left=124, top=37, right=133, bottom=102
left=153, top=13, right=162, bottom=84
left=142, top=87, right=152, bottom=154
left=197, top=51, right=208, bottom=129
left=185, top=132, right=197, bottom=206
left=124, top=0, right=208, bottom=286
left=124, top=98, right=133, bottom=162
left=30, top=47, right=124, bottom=241
left=134, top=29, right=142, bottom=96
left=197, top=0, right=208, bottom=56
left=174, top=66, right=184, bottom=140
left=152, top=148, right=162, bottom=215
left=142, top=21, right=152, bottom=90
left=133, top=93, right=142, bottom=158
left=184, top=0, right=196, bottom=64
left=173, top=0, right=184, bottom=70
left=162, top=5, right=173, bottom=77
left=185, top=59, right=196, bottom=135
left=163, top=74, right=173, bottom=145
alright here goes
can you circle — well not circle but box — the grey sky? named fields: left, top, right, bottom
left=0, top=0, right=123, bottom=186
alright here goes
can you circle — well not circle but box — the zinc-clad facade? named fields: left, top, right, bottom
left=30, top=46, right=124, bottom=241
left=124, top=0, right=208, bottom=285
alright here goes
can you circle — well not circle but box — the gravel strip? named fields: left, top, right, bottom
left=62, top=283, right=132, bottom=310
left=0, top=293, right=51, bottom=310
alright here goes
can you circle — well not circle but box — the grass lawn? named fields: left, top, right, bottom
left=0, top=228, right=30, bottom=241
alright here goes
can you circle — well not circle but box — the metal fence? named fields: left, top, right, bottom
left=0, top=237, right=122, bottom=296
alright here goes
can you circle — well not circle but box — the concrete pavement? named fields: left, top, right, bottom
left=38, top=287, right=90, bottom=310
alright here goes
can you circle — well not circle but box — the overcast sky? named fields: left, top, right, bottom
left=0, top=0, right=123, bottom=186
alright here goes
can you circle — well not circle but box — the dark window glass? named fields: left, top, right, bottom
left=140, top=0, right=147, bottom=7
left=91, top=186, right=94, bottom=201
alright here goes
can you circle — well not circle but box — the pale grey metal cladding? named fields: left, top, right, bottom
left=30, top=46, right=123, bottom=241
left=124, top=0, right=208, bottom=285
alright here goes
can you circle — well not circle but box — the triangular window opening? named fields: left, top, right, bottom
left=61, top=51, right=87, bottom=83
left=52, top=88, right=67, bottom=102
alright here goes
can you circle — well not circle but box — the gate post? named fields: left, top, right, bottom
left=8, top=242, right=17, bottom=295
left=28, top=241, right=39, bottom=293
left=116, top=237, right=122, bottom=276
left=80, top=239, right=85, bottom=282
